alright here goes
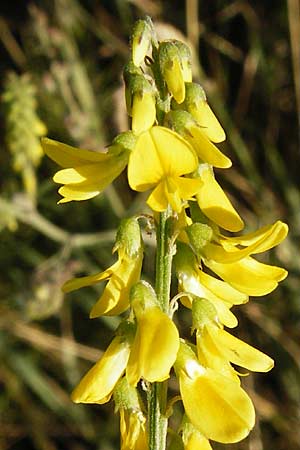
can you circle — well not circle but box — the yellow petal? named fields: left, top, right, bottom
left=196, top=165, right=244, bottom=232
left=184, top=432, right=213, bottom=450
left=71, top=335, right=130, bottom=404
left=191, top=102, right=226, bottom=143
left=57, top=184, right=100, bottom=202
left=178, top=272, right=238, bottom=328
left=165, top=58, right=185, bottom=104
left=180, top=368, right=255, bottom=443
left=53, top=155, right=125, bottom=184
left=127, top=306, right=179, bottom=385
left=90, top=253, right=143, bottom=317
left=132, top=92, right=156, bottom=134
left=62, top=261, right=120, bottom=293
left=220, top=220, right=288, bottom=247
left=198, top=271, right=248, bottom=305
left=42, top=137, right=108, bottom=168
left=146, top=181, right=169, bottom=211
left=128, top=126, right=197, bottom=191
left=205, top=257, right=285, bottom=296
left=204, top=221, right=288, bottom=264
left=188, top=125, right=231, bottom=168
left=207, top=326, right=274, bottom=372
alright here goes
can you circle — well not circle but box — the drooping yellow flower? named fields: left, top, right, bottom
left=113, top=377, right=148, bottom=450
left=42, top=132, right=136, bottom=203
left=120, top=408, right=148, bottom=450
left=196, top=324, right=274, bottom=381
left=195, top=164, right=244, bottom=232
left=158, top=40, right=192, bottom=104
left=175, top=342, right=255, bottom=444
left=63, top=218, right=143, bottom=317
left=71, top=331, right=132, bottom=404
left=182, top=82, right=226, bottom=143
left=201, top=220, right=288, bottom=296
left=174, top=242, right=248, bottom=328
left=165, top=110, right=231, bottom=169
left=128, top=126, right=202, bottom=212
left=126, top=281, right=180, bottom=386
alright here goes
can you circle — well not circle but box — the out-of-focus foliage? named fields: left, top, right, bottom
left=0, top=1, right=299, bottom=450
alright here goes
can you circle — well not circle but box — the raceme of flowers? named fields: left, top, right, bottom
left=42, top=17, right=288, bottom=450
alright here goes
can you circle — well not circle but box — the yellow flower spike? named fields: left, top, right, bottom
left=63, top=217, right=144, bottom=316
left=175, top=343, right=255, bottom=444
left=196, top=164, right=244, bottom=232
left=42, top=132, right=136, bottom=203
left=183, top=83, right=226, bottom=143
left=126, top=281, right=180, bottom=386
left=165, top=110, right=231, bottom=168
left=71, top=332, right=132, bottom=404
left=128, top=126, right=202, bottom=213
left=203, top=220, right=288, bottom=264
left=205, top=325, right=274, bottom=372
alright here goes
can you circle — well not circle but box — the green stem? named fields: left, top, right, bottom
left=148, top=210, right=174, bottom=450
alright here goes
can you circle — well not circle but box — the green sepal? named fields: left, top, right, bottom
left=192, top=297, right=218, bottom=332
left=186, top=222, right=213, bottom=257
left=114, top=217, right=142, bottom=258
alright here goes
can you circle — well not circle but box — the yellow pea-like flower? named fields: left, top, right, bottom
left=128, top=126, right=202, bottom=213
left=195, top=164, right=244, bottom=232
left=63, top=218, right=144, bottom=317
left=175, top=343, right=255, bottom=444
left=71, top=334, right=131, bottom=404
left=120, top=408, right=148, bottom=450
left=42, top=132, right=135, bottom=203
left=126, top=281, right=180, bottom=386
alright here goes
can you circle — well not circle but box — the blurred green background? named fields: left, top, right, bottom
left=0, top=1, right=299, bottom=449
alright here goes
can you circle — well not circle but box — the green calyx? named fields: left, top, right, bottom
left=114, top=217, right=142, bottom=257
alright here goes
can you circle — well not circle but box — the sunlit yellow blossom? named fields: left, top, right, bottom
left=202, top=220, right=288, bottom=296
left=159, top=40, right=192, bottom=104
left=126, top=281, right=180, bottom=385
left=182, top=82, right=226, bottom=143
left=120, top=408, right=148, bottom=450
left=196, top=324, right=274, bottom=380
left=42, top=132, right=136, bottom=203
left=128, top=126, right=202, bottom=212
left=71, top=333, right=132, bottom=404
left=174, top=243, right=247, bottom=328
left=165, top=110, right=231, bottom=169
left=175, top=343, right=255, bottom=444
left=195, top=164, right=244, bottom=232
left=63, top=218, right=143, bottom=317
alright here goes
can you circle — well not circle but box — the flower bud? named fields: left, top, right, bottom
left=175, top=82, right=226, bottom=143
left=159, top=40, right=192, bottom=104
left=165, top=110, right=231, bottom=168
left=123, top=67, right=156, bottom=133
left=131, top=17, right=155, bottom=67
